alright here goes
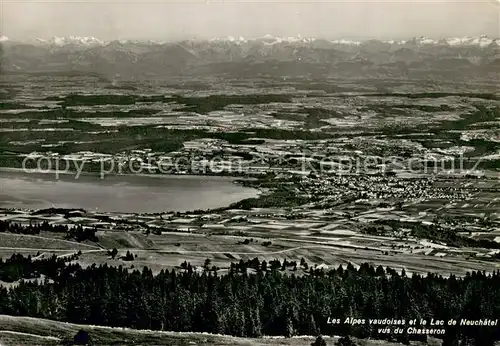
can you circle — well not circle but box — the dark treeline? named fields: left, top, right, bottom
left=0, top=255, right=498, bottom=345
left=0, top=253, right=80, bottom=282
left=0, top=220, right=98, bottom=242
left=0, top=220, right=68, bottom=235
left=364, top=220, right=500, bottom=250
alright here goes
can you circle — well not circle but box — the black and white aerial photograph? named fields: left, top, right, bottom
left=0, top=0, right=499, bottom=345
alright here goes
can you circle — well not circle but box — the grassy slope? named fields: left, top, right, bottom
left=0, top=315, right=444, bottom=346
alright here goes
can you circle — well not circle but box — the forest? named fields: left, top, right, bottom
left=0, top=254, right=498, bottom=346
left=0, top=220, right=98, bottom=242
left=363, top=219, right=500, bottom=250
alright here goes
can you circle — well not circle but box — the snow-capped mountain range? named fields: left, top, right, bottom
left=2, top=34, right=499, bottom=48
left=35, top=36, right=106, bottom=46
left=207, top=34, right=499, bottom=48
left=1, top=34, right=499, bottom=79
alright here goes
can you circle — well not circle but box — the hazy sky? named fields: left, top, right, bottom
left=1, top=0, right=499, bottom=41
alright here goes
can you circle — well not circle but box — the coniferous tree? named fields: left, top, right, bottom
left=306, top=314, right=318, bottom=336
left=336, top=335, right=357, bottom=346
left=312, top=335, right=327, bottom=346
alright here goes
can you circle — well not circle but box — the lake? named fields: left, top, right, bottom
left=0, top=170, right=259, bottom=213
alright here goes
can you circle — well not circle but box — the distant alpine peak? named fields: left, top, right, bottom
left=208, top=34, right=317, bottom=44
left=409, top=34, right=499, bottom=47
left=446, top=35, right=497, bottom=48
left=209, top=36, right=248, bottom=44
left=259, top=34, right=317, bottom=44
left=114, top=39, right=166, bottom=45
left=330, top=39, right=362, bottom=45
left=414, top=36, right=439, bottom=45
left=0, top=35, right=9, bottom=42
left=36, top=36, right=106, bottom=46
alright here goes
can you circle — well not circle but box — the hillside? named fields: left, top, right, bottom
left=0, top=315, right=441, bottom=346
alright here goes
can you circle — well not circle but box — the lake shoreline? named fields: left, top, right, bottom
left=0, top=167, right=257, bottom=181
left=0, top=170, right=260, bottom=213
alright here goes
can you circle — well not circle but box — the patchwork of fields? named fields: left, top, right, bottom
left=1, top=74, right=500, bottom=345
